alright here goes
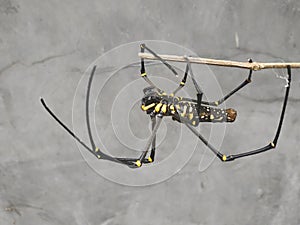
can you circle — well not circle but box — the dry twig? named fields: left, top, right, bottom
left=139, top=52, right=300, bottom=71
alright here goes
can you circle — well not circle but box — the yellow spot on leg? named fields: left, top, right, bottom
left=222, top=155, right=227, bottom=161
left=95, top=148, right=101, bottom=159
left=148, top=157, right=153, bottom=163
left=270, top=142, right=275, bottom=148
left=135, top=160, right=141, bottom=167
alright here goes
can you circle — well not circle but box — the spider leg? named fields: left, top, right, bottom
left=40, top=98, right=126, bottom=165
left=202, top=59, right=253, bottom=106
left=116, top=115, right=159, bottom=166
left=185, top=65, right=291, bottom=162
left=141, top=43, right=178, bottom=76
left=86, top=65, right=97, bottom=150
left=150, top=115, right=157, bottom=162
left=144, top=115, right=157, bottom=163
left=184, top=56, right=203, bottom=114
left=84, top=65, right=126, bottom=162
left=185, top=122, right=224, bottom=161
left=117, top=115, right=162, bottom=168
left=85, top=65, right=145, bottom=167
left=41, top=66, right=138, bottom=167
left=135, top=115, right=163, bottom=167
left=139, top=45, right=163, bottom=93
left=139, top=44, right=181, bottom=95
left=171, top=63, right=189, bottom=96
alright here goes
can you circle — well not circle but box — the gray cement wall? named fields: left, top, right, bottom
left=1, top=0, right=300, bottom=224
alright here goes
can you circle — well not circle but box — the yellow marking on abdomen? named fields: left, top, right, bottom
left=169, top=104, right=176, bottom=114
left=155, top=103, right=163, bottom=112
left=141, top=103, right=155, bottom=111
left=161, top=104, right=167, bottom=113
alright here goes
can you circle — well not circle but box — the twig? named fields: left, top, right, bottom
left=138, top=53, right=300, bottom=71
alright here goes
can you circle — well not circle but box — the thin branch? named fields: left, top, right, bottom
left=139, top=52, right=300, bottom=71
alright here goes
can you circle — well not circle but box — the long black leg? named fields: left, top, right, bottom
left=225, top=65, right=291, bottom=161
left=141, top=43, right=178, bottom=76
left=171, top=64, right=189, bottom=96
left=40, top=67, right=137, bottom=167
left=184, top=56, right=203, bottom=114
left=135, top=115, right=163, bottom=167
left=139, top=44, right=164, bottom=94
left=86, top=65, right=97, bottom=150
left=185, top=123, right=224, bottom=160
left=115, top=115, right=163, bottom=168
left=144, top=115, right=157, bottom=163
left=85, top=65, right=127, bottom=162
left=185, top=65, right=291, bottom=161
left=117, top=115, right=159, bottom=166
left=202, top=59, right=253, bottom=106
left=139, top=44, right=182, bottom=95
left=150, top=115, right=157, bottom=161
left=41, top=98, right=96, bottom=157
left=40, top=98, right=124, bottom=164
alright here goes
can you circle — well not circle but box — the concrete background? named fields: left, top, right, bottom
left=1, top=0, right=300, bottom=224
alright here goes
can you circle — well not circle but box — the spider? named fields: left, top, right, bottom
left=40, top=44, right=292, bottom=168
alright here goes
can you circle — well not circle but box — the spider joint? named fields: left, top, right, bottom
left=135, top=160, right=142, bottom=167
left=222, top=155, right=227, bottom=161
left=270, top=142, right=276, bottom=148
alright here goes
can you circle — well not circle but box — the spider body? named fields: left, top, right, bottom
left=141, top=87, right=237, bottom=127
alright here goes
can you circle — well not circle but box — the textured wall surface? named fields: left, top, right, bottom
left=1, top=0, right=300, bottom=224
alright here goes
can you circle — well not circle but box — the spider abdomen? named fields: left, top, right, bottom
left=174, top=102, right=237, bottom=126
left=198, top=106, right=237, bottom=123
